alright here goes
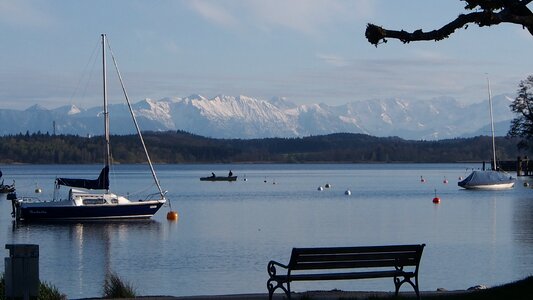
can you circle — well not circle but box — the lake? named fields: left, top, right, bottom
left=1, top=163, right=532, bottom=298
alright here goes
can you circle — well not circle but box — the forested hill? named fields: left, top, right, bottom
left=0, top=131, right=527, bottom=164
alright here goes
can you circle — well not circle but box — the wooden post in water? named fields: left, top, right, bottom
left=524, top=156, right=530, bottom=176
left=516, top=156, right=530, bottom=176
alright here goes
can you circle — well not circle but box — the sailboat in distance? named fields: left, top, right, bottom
left=9, top=34, right=168, bottom=221
left=458, top=78, right=515, bottom=190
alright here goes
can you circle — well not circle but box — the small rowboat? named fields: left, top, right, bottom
left=200, top=176, right=238, bottom=182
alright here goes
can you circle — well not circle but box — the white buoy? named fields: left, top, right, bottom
left=345, top=189, right=351, bottom=196
left=325, top=183, right=331, bottom=188
left=34, top=182, right=42, bottom=193
left=317, top=186, right=323, bottom=191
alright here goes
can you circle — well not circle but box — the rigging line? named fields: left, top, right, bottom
left=127, top=182, right=157, bottom=198
left=104, top=36, right=167, bottom=202
left=69, top=38, right=100, bottom=106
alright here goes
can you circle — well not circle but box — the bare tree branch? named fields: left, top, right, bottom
left=366, top=0, right=533, bottom=46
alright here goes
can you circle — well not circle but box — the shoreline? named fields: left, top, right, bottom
left=81, top=289, right=473, bottom=300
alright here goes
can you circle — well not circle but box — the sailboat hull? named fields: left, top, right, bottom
left=458, top=182, right=515, bottom=190
left=458, top=170, right=515, bottom=190
left=17, top=200, right=165, bottom=221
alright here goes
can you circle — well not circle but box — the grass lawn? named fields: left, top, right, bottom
left=358, top=275, right=533, bottom=300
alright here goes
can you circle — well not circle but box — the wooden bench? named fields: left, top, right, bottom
left=267, top=244, right=425, bottom=300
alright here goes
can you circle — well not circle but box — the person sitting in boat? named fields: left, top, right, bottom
left=228, top=170, right=233, bottom=177
left=211, top=172, right=216, bottom=178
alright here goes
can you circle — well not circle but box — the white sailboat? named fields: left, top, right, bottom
left=458, top=78, right=515, bottom=190
left=10, top=34, right=168, bottom=221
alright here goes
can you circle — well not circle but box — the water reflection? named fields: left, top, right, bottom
left=512, top=195, right=533, bottom=269
left=2, top=164, right=533, bottom=297
left=10, top=220, right=162, bottom=298
left=513, top=196, right=533, bottom=246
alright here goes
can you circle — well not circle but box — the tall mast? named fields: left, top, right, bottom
left=487, top=77, right=497, bottom=171
left=102, top=34, right=111, bottom=191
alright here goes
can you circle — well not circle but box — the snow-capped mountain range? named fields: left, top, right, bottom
left=0, top=94, right=515, bottom=140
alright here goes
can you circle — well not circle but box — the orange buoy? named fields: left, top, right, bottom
left=432, top=189, right=440, bottom=204
left=167, top=211, right=179, bottom=221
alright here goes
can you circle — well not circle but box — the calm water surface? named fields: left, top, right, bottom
left=1, top=163, right=532, bottom=298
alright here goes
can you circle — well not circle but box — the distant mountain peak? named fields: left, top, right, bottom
left=25, top=104, right=48, bottom=111
left=186, top=94, right=207, bottom=101
left=65, top=105, right=82, bottom=115
left=0, top=93, right=515, bottom=139
left=268, top=96, right=297, bottom=109
left=51, top=104, right=83, bottom=115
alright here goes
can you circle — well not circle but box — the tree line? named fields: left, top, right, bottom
left=0, top=131, right=527, bottom=164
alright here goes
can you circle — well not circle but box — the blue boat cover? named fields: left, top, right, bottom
left=458, top=170, right=514, bottom=187
left=57, top=166, right=109, bottom=190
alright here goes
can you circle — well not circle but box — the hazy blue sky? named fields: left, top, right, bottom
left=1, top=0, right=532, bottom=109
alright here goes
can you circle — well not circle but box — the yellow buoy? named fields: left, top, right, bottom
left=167, top=211, right=179, bottom=221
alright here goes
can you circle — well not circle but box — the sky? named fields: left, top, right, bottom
left=1, top=0, right=533, bottom=110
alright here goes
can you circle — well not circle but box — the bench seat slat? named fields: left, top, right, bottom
left=272, top=270, right=414, bottom=282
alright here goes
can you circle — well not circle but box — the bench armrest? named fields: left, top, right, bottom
left=267, top=260, right=289, bottom=277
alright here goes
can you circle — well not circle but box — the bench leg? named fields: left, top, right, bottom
left=394, top=275, right=420, bottom=300
left=267, top=278, right=291, bottom=300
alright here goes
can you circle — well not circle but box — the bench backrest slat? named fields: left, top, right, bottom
left=295, top=252, right=419, bottom=262
left=288, top=244, right=425, bottom=271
